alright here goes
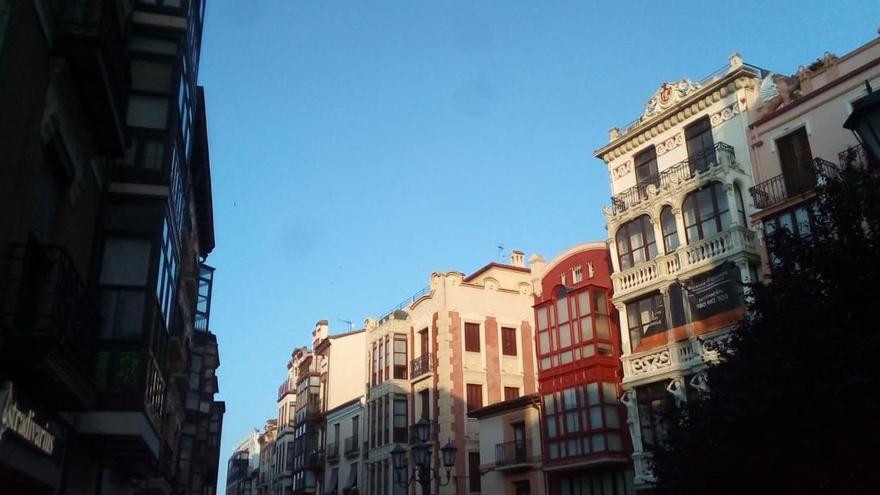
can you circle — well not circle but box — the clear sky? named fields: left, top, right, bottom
left=198, top=0, right=878, bottom=487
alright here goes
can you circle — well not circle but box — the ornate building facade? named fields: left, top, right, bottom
left=594, top=55, right=767, bottom=489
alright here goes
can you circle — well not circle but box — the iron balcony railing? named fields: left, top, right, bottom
left=838, top=143, right=877, bottom=169
left=304, top=450, right=324, bottom=470
left=611, top=143, right=735, bottom=215
left=326, top=442, right=340, bottom=461
left=749, top=158, right=839, bottom=210
left=410, top=352, right=434, bottom=379
left=495, top=439, right=530, bottom=467
left=344, top=435, right=360, bottom=456
left=1, top=243, right=100, bottom=373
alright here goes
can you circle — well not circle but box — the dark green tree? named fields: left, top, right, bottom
left=651, top=162, right=880, bottom=494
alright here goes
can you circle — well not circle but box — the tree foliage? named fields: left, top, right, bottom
left=652, top=164, right=880, bottom=494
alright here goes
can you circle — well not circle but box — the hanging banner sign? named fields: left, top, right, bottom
left=685, top=265, right=742, bottom=321
left=0, top=382, right=57, bottom=456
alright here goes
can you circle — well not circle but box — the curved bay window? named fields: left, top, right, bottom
left=660, top=206, right=679, bottom=254
left=615, top=215, right=657, bottom=270
left=626, top=292, right=667, bottom=350
left=682, top=181, right=730, bottom=243
left=543, top=382, right=624, bottom=460
left=535, top=288, right=614, bottom=372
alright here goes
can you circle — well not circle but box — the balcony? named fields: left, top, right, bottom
left=304, top=450, right=325, bottom=471
left=344, top=435, right=360, bottom=457
left=410, top=352, right=434, bottom=379
left=49, top=0, right=131, bottom=155
left=326, top=442, right=340, bottom=461
left=611, top=225, right=757, bottom=296
left=611, top=143, right=736, bottom=216
left=0, top=243, right=100, bottom=410
left=495, top=440, right=531, bottom=470
left=622, top=333, right=726, bottom=386
left=749, top=158, right=839, bottom=210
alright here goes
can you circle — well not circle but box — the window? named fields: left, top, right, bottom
left=660, top=206, right=679, bottom=253
left=100, top=238, right=152, bottom=286
left=626, top=293, right=666, bottom=350
left=131, top=60, right=173, bottom=93
left=542, top=382, right=624, bottom=460
left=468, top=452, right=481, bottom=493
left=685, top=116, right=715, bottom=172
left=393, top=399, right=407, bottom=443
left=466, top=384, right=483, bottom=412
left=127, top=95, right=169, bottom=129
left=501, top=327, right=517, bottom=356
left=514, top=481, right=530, bottom=495
left=504, top=387, right=520, bottom=400
left=385, top=335, right=391, bottom=380
left=776, top=127, right=816, bottom=195
left=465, top=322, right=480, bottom=352
left=634, top=146, right=659, bottom=188
left=393, top=334, right=407, bottom=379
left=637, top=381, right=673, bottom=449
left=682, top=182, right=730, bottom=243
left=371, top=342, right=378, bottom=385
left=615, top=215, right=657, bottom=269
left=572, top=264, right=583, bottom=283
left=419, top=390, right=430, bottom=420
left=378, top=338, right=384, bottom=382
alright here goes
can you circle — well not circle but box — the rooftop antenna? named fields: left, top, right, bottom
left=338, top=319, right=354, bottom=331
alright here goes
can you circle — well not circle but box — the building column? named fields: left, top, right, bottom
left=614, top=302, right=632, bottom=356
left=673, top=207, right=688, bottom=251
left=724, top=181, right=742, bottom=228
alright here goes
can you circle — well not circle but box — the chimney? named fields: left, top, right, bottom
left=312, top=320, right=329, bottom=347
left=510, top=250, right=525, bottom=268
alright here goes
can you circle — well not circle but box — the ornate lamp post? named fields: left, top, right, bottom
left=391, top=418, right=458, bottom=494
left=843, top=81, right=880, bottom=167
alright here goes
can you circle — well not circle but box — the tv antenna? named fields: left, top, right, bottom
left=338, top=319, right=354, bottom=331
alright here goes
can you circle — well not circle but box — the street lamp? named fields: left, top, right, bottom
left=391, top=435, right=458, bottom=495
left=843, top=81, right=880, bottom=167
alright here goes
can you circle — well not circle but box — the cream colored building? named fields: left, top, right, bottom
left=274, top=346, right=308, bottom=495
left=468, top=394, right=545, bottom=495
left=364, top=252, right=538, bottom=495
left=594, top=55, right=766, bottom=490
left=747, top=35, right=880, bottom=268
left=324, top=396, right=366, bottom=495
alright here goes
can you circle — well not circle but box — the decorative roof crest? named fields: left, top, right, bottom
left=642, top=79, right=702, bottom=120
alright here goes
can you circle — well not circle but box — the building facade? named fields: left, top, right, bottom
left=747, top=36, right=880, bottom=267
left=324, top=397, right=365, bottom=495
left=469, top=394, right=545, bottom=495
left=227, top=432, right=261, bottom=495
left=364, top=252, right=537, bottom=495
left=594, top=55, right=767, bottom=489
left=0, top=1, right=223, bottom=494
left=529, top=244, right=632, bottom=495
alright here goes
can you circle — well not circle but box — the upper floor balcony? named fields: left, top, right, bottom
left=410, top=352, right=434, bottom=380
left=609, top=143, right=738, bottom=219
left=0, top=243, right=100, bottom=410
left=749, top=157, right=839, bottom=211
left=344, top=435, right=360, bottom=457
left=611, top=225, right=758, bottom=298
left=326, top=441, right=340, bottom=461
left=49, top=0, right=132, bottom=156
left=495, top=439, right=533, bottom=471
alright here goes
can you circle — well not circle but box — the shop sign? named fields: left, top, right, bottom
left=0, top=382, right=56, bottom=456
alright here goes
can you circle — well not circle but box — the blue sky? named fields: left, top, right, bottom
left=198, top=1, right=878, bottom=486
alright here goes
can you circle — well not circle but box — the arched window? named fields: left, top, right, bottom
left=682, top=182, right=731, bottom=243
left=615, top=215, right=657, bottom=269
left=660, top=206, right=679, bottom=253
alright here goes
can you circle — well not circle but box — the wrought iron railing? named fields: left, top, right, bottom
left=611, top=143, right=734, bottom=215
left=1, top=243, right=100, bottom=371
left=838, top=143, right=877, bottom=169
left=410, top=352, right=433, bottom=379
left=495, top=439, right=530, bottom=467
left=379, top=286, right=430, bottom=321
left=344, top=435, right=360, bottom=456
left=326, top=442, right=340, bottom=460
left=750, top=158, right=839, bottom=210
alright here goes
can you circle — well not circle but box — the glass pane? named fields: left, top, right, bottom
left=556, top=297, right=569, bottom=321
left=586, top=383, right=600, bottom=405
left=560, top=351, right=572, bottom=364
left=602, top=383, right=617, bottom=403
left=595, top=315, right=610, bottom=340
left=569, top=296, right=578, bottom=318
left=544, top=394, right=555, bottom=414
left=537, top=307, right=548, bottom=330
left=595, top=291, right=607, bottom=315
left=101, top=291, right=144, bottom=338
left=559, top=323, right=571, bottom=347
left=605, top=406, right=621, bottom=428
left=590, top=406, right=603, bottom=429
left=795, top=207, right=811, bottom=235
left=540, top=357, right=550, bottom=370
left=591, top=434, right=606, bottom=452
left=131, top=60, right=173, bottom=92
left=128, top=95, right=169, bottom=129
left=547, top=416, right=556, bottom=437
left=563, top=388, right=577, bottom=410
left=608, top=433, right=623, bottom=452
left=582, top=344, right=595, bottom=357
left=100, top=238, right=151, bottom=286
left=580, top=317, right=593, bottom=340
left=539, top=331, right=549, bottom=354
left=578, top=291, right=590, bottom=315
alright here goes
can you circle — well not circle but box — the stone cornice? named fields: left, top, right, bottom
left=594, top=68, right=760, bottom=163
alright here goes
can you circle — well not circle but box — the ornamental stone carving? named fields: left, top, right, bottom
left=631, top=350, right=671, bottom=374
left=655, top=133, right=684, bottom=156
left=643, top=80, right=702, bottom=120
left=612, top=160, right=633, bottom=179
left=710, top=100, right=744, bottom=127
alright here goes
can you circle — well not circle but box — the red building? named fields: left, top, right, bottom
left=531, top=243, right=634, bottom=495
